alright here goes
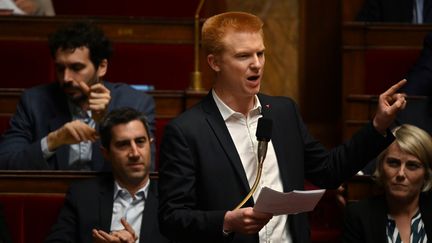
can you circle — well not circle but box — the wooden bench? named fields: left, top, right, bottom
left=342, top=22, right=432, bottom=139
left=0, top=171, right=351, bottom=243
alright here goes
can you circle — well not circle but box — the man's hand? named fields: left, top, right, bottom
left=79, top=81, right=111, bottom=123
left=92, top=218, right=138, bottom=243
left=14, top=0, right=38, bottom=14
left=373, top=79, right=407, bottom=134
left=223, top=207, right=273, bottom=234
left=47, top=120, right=97, bottom=151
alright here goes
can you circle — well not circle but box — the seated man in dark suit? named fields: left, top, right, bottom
left=46, top=107, right=168, bottom=243
left=0, top=21, right=155, bottom=170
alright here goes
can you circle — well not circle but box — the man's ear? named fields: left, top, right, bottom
left=207, top=54, right=220, bottom=72
left=97, top=59, right=108, bottom=78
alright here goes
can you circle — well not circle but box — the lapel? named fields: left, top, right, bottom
left=257, top=94, right=292, bottom=191
left=139, top=181, right=158, bottom=242
left=98, top=176, right=115, bottom=232
left=201, top=92, right=250, bottom=194
left=49, top=89, right=72, bottom=170
left=92, top=140, right=106, bottom=171
left=424, top=0, right=432, bottom=22
left=369, top=196, right=389, bottom=242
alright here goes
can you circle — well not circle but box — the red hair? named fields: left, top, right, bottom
left=201, top=11, right=264, bottom=55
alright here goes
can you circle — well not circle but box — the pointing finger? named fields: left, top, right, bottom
left=78, top=81, right=91, bottom=96
left=382, top=79, right=407, bottom=96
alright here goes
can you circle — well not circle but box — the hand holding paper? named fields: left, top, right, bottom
left=253, top=187, right=325, bottom=215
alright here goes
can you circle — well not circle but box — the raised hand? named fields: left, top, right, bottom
left=47, top=120, right=98, bottom=151
left=78, top=81, right=111, bottom=123
left=373, top=79, right=407, bottom=134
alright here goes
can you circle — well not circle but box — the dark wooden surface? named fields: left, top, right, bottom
left=0, top=16, right=194, bottom=44
left=342, top=23, right=432, bottom=139
left=0, top=88, right=206, bottom=118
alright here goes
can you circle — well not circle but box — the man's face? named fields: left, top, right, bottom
left=381, top=142, right=426, bottom=202
left=103, top=120, right=151, bottom=189
left=54, top=46, right=107, bottom=104
left=209, top=31, right=265, bottom=100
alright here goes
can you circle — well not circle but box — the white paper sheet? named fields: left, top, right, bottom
left=253, top=187, right=326, bottom=215
left=0, top=0, right=25, bottom=14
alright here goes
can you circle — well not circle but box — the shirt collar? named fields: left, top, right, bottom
left=67, top=99, right=92, bottom=119
left=212, top=89, right=262, bottom=121
left=113, top=179, right=149, bottom=201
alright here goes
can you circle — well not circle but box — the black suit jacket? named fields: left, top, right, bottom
left=357, top=0, right=432, bottom=23
left=46, top=176, right=169, bottom=243
left=0, top=81, right=155, bottom=170
left=343, top=193, right=432, bottom=243
left=158, top=92, right=394, bottom=243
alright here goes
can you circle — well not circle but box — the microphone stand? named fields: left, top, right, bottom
left=233, top=155, right=265, bottom=210
left=233, top=117, right=271, bottom=210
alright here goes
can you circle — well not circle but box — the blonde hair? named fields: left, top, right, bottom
left=201, top=11, right=263, bottom=55
left=374, top=124, right=432, bottom=191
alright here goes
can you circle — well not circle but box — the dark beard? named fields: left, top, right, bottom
left=62, top=75, right=100, bottom=107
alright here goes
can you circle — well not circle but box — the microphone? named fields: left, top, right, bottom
left=233, top=117, right=272, bottom=210
left=256, top=117, right=272, bottom=164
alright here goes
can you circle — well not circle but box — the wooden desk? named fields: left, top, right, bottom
left=0, top=16, right=194, bottom=44
left=0, top=88, right=206, bottom=118
left=344, top=175, right=382, bottom=203
left=0, top=170, right=158, bottom=194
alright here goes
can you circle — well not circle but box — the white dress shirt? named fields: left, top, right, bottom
left=111, top=180, right=149, bottom=241
left=212, top=90, right=292, bottom=243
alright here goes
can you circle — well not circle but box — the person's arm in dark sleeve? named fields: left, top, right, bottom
left=342, top=203, right=366, bottom=243
left=45, top=186, right=79, bottom=243
left=0, top=92, right=49, bottom=169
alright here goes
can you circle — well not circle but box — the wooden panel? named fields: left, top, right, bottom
left=342, top=23, right=432, bottom=139
left=343, top=94, right=427, bottom=140
left=0, top=16, right=214, bottom=91
left=0, top=89, right=22, bottom=116
left=51, top=0, right=227, bottom=18
left=342, top=0, right=365, bottom=22
left=345, top=175, right=382, bottom=203
left=0, top=88, right=205, bottom=118
left=343, top=23, right=432, bottom=48
left=0, top=16, right=194, bottom=44
left=299, top=0, right=342, bottom=148
left=0, top=171, right=159, bottom=194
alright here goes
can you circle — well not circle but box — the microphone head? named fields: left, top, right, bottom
left=256, top=117, right=272, bottom=142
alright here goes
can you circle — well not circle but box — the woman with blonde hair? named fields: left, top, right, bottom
left=343, top=124, right=432, bottom=243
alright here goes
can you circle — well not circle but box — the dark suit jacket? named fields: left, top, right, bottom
left=158, top=92, right=394, bottom=243
left=0, top=81, right=155, bottom=170
left=46, top=176, right=169, bottom=243
left=356, top=0, right=432, bottom=23
left=343, top=193, right=432, bottom=243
